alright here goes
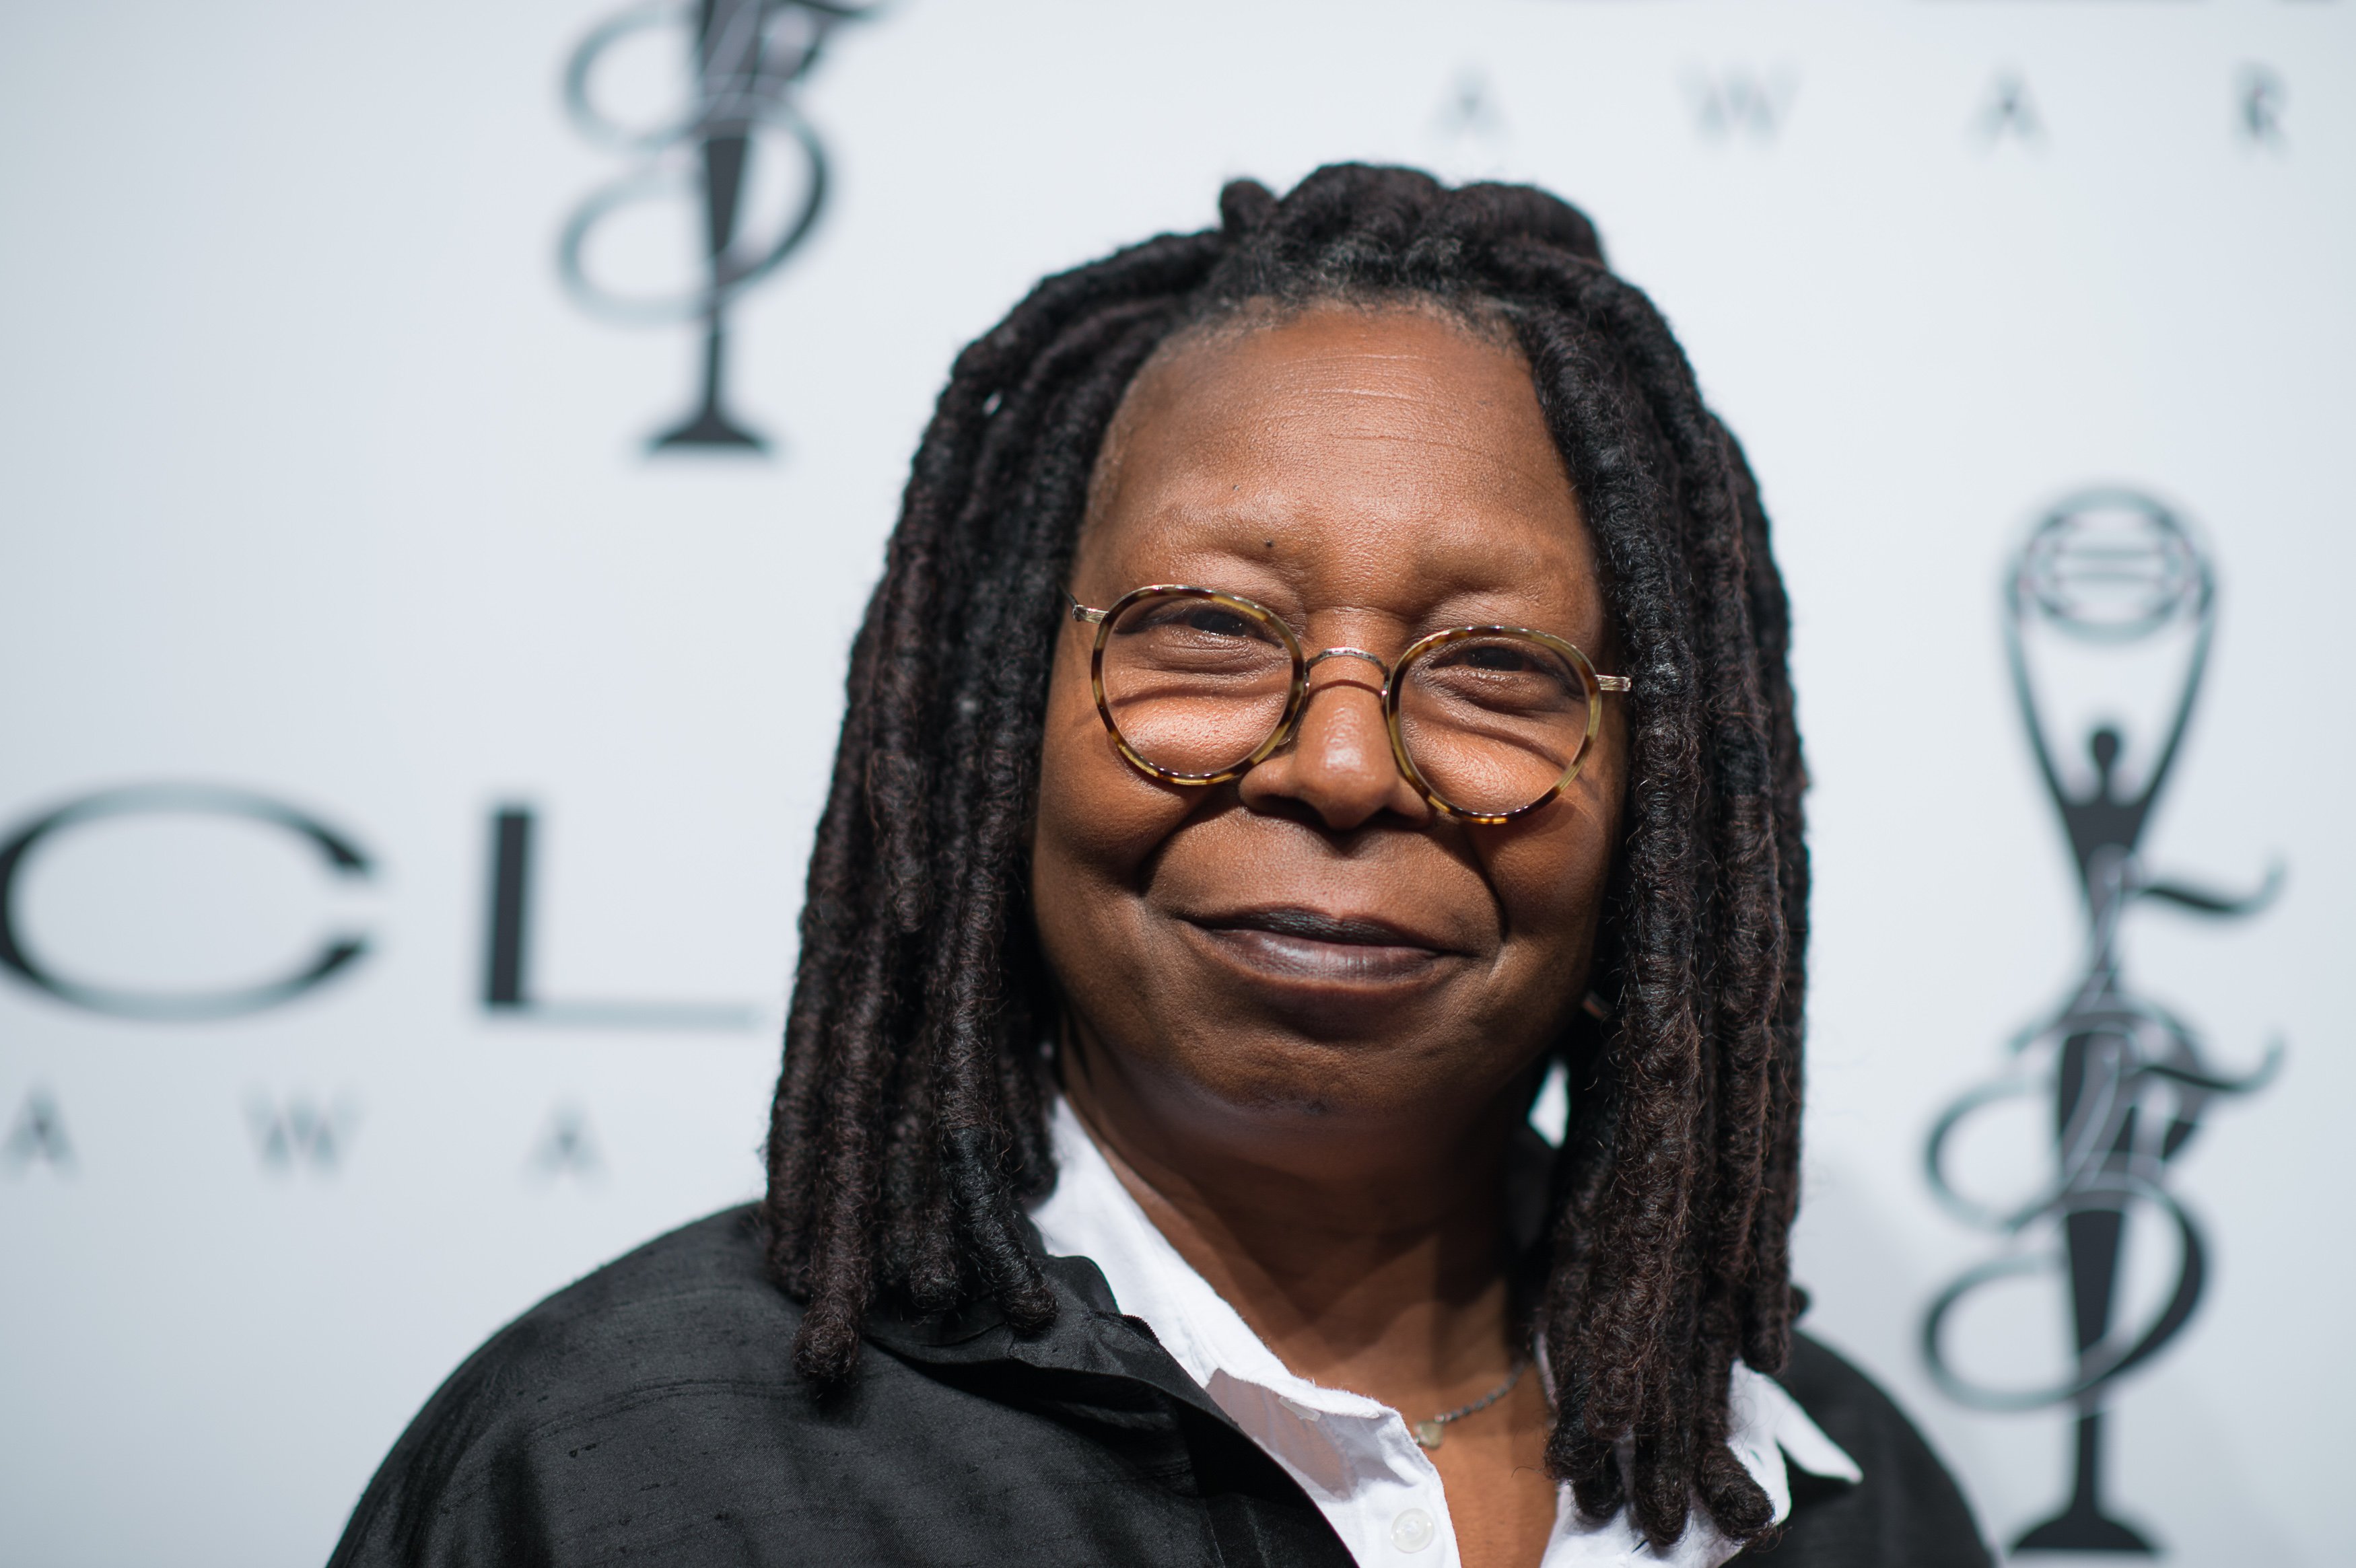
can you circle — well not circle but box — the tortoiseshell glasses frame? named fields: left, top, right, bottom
left=1067, top=583, right=1634, bottom=825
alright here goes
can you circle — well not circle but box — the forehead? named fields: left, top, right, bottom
left=1079, top=303, right=1589, bottom=614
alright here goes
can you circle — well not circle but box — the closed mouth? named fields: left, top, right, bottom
left=1180, top=906, right=1461, bottom=986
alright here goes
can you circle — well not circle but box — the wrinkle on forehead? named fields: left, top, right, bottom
left=1082, top=299, right=1561, bottom=547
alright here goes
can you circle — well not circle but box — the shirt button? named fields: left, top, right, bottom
left=1391, top=1506, right=1436, bottom=1553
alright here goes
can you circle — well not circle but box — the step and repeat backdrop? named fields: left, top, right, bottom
left=2, top=1, right=2348, bottom=1562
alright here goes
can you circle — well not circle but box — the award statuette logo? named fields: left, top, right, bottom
left=1923, top=491, right=2281, bottom=1555
left=559, top=0, right=876, bottom=452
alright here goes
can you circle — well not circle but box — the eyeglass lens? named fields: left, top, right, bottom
left=1393, top=634, right=1590, bottom=818
left=1097, top=592, right=1593, bottom=815
left=1099, top=594, right=1297, bottom=777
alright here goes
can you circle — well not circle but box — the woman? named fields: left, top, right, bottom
left=333, top=166, right=1986, bottom=1567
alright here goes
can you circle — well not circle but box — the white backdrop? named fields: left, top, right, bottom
left=2, top=2, right=2350, bottom=1563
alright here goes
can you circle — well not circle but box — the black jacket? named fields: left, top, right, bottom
left=331, top=1207, right=1990, bottom=1567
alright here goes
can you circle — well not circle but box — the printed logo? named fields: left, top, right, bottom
left=2240, top=65, right=2287, bottom=149
left=4, top=1088, right=73, bottom=1174
left=529, top=1104, right=602, bottom=1178
left=1433, top=69, right=1506, bottom=143
left=559, top=0, right=876, bottom=453
left=0, top=785, right=374, bottom=1022
left=1684, top=66, right=1797, bottom=144
left=1977, top=70, right=2045, bottom=149
left=1923, top=491, right=2281, bottom=1555
left=0, top=787, right=760, bottom=1030
left=481, top=804, right=759, bottom=1029
left=248, top=1095, right=359, bottom=1174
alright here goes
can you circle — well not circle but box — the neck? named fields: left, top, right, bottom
left=1059, top=1027, right=1531, bottom=1411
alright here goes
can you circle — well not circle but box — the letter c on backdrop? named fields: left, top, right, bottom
left=0, top=784, right=374, bottom=1021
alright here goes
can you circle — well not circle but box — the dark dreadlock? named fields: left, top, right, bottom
left=763, top=164, right=1807, bottom=1551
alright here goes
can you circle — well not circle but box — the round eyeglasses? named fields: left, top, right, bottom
left=1069, top=585, right=1633, bottom=824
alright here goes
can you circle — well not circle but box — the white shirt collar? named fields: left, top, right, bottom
left=1030, top=1095, right=1859, bottom=1568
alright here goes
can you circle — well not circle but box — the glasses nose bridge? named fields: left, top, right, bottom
left=1301, top=644, right=1393, bottom=682
left=1275, top=643, right=1398, bottom=762
left=1293, top=645, right=1397, bottom=725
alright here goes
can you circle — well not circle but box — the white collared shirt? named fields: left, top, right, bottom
left=1030, top=1096, right=1860, bottom=1568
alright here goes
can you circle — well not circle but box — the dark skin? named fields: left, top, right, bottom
left=1031, top=304, right=1628, bottom=1568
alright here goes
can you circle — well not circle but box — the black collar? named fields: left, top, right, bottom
left=857, top=1225, right=1246, bottom=1433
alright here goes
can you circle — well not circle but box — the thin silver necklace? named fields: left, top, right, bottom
left=1413, top=1356, right=1529, bottom=1450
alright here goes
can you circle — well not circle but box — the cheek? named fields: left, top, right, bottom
left=1032, top=644, right=1193, bottom=903
left=1484, top=818, right=1608, bottom=959
left=1481, top=745, right=1624, bottom=968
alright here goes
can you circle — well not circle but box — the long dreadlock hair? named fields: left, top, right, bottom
left=763, top=164, right=1807, bottom=1550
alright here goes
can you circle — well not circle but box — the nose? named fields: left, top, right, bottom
left=1236, top=655, right=1431, bottom=832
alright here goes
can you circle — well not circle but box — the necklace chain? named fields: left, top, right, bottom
left=1412, top=1356, right=1529, bottom=1451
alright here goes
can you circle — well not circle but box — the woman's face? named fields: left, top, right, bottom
left=1032, top=304, right=1626, bottom=1168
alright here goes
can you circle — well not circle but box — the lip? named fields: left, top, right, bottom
left=1178, top=904, right=1465, bottom=988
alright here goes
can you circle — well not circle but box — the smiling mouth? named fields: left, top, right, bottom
left=1182, top=906, right=1460, bottom=986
